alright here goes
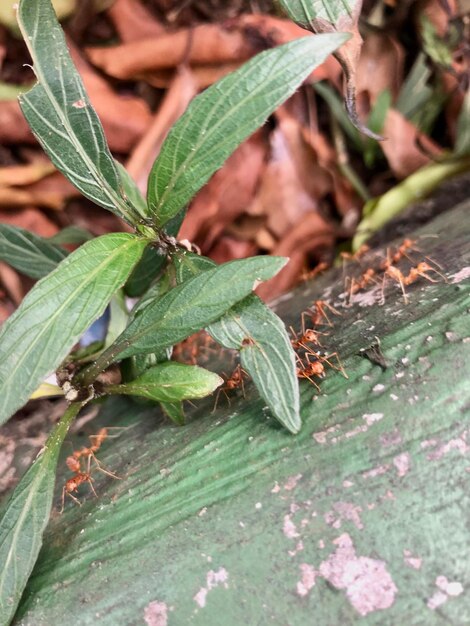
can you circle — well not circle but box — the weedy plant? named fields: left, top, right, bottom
left=0, top=0, right=349, bottom=620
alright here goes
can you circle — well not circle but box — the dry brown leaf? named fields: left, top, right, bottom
left=207, top=236, right=258, bottom=265
left=256, top=214, right=335, bottom=300
left=0, top=207, right=59, bottom=237
left=108, top=0, right=165, bottom=42
left=355, top=32, right=405, bottom=109
left=381, top=108, right=443, bottom=178
left=0, top=162, right=55, bottom=187
left=0, top=262, right=24, bottom=306
left=68, top=40, right=152, bottom=153
left=140, top=62, right=242, bottom=90
left=86, top=22, right=261, bottom=79
left=179, top=131, right=267, bottom=249
left=0, top=45, right=152, bottom=153
left=0, top=100, right=34, bottom=145
left=126, top=66, right=197, bottom=193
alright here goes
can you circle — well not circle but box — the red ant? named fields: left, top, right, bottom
left=61, top=428, right=121, bottom=511
left=309, top=300, right=341, bottom=327
left=61, top=470, right=97, bottom=512
left=301, top=261, right=329, bottom=282
left=213, top=364, right=247, bottom=410
left=347, top=267, right=378, bottom=297
left=296, top=354, right=325, bottom=391
left=382, top=260, right=446, bottom=304
left=340, top=244, right=370, bottom=264
left=381, top=238, right=419, bottom=270
left=290, top=312, right=327, bottom=353
left=65, top=427, right=119, bottom=480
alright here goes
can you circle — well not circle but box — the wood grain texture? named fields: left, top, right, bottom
left=12, top=199, right=470, bottom=625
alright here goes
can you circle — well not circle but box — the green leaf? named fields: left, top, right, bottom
left=313, top=81, right=362, bottom=149
left=78, top=256, right=286, bottom=385
left=105, top=362, right=222, bottom=403
left=0, top=223, right=67, bottom=279
left=159, top=401, right=185, bottom=425
left=147, top=33, right=348, bottom=228
left=275, top=0, right=355, bottom=28
left=208, top=296, right=300, bottom=434
left=124, top=246, right=167, bottom=298
left=116, top=256, right=286, bottom=359
left=175, top=253, right=300, bottom=433
left=0, top=233, right=147, bottom=425
left=47, top=225, right=93, bottom=245
left=115, top=162, right=147, bottom=219
left=0, top=402, right=81, bottom=625
left=455, top=89, right=470, bottom=157
left=364, top=89, right=391, bottom=168
left=16, top=0, right=139, bottom=225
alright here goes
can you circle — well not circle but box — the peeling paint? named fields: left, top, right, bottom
left=403, top=550, right=422, bottom=570
left=393, top=452, right=411, bottom=477
left=283, top=514, right=300, bottom=539
left=427, top=430, right=469, bottom=460
left=427, top=575, right=463, bottom=610
left=297, top=564, right=317, bottom=597
left=193, top=568, right=229, bottom=608
left=288, top=541, right=304, bottom=557
left=325, top=502, right=364, bottom=530
left=296, top=534, right=397, bottom=615
left=144, top=601, right=168, bottom=626
left=427, top=590, right=448, bottom=610
left=362, top=413, right=384, bottom=426
left=380, top=430, right=403, bottom=448
left=436, top=575, right=464, bottom=596
left=362, top=464, right=389, bottom=479
left=449, top=266, right=470, bottom=283
left=284, top=474, right=303, bottom=491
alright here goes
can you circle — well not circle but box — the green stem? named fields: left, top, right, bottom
left=45, top=401, right=84, bottom=456
left=353, top=156, right=470, bottom=251
left=74, top=343, right=126, bottom=388
left=331, top=116, right=371, bottom=203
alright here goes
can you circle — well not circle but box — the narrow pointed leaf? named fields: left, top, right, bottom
left=0, top=402, right=81, bottom=625
left=0, top=233, right=147, bottom=425
left=0, top=223, right=67, bottom=279
left=175, top=253, right=300, bottom=433
left=47, top=225, right=93, bottom=245
left=16, top=0, right=138, bottom=223
left=147, top=33, right=348, bottom=227
left=116, top=256, right=286, bottom=359
left=105, top=362, right=222, bottom=403
left=80, top=256, right=286, bottom=385
left=208, top=296, right=300, bottom=433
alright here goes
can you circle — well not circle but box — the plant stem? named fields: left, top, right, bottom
left=74, top=343, right=126, bottom=388
left=46, top=401, right=83, bottom=455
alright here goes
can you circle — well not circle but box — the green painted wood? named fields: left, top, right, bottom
left=11, top=200, right=470, bottom=625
